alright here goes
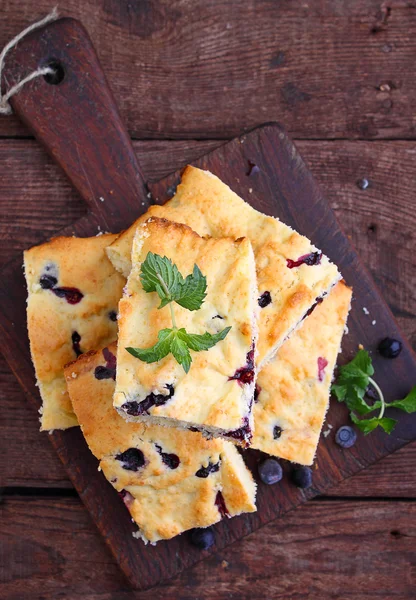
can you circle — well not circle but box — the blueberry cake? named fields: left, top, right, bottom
left=106, top=166, right=341, bottom=368
left=251, top=281, right=352, bottom=465
left=24, top=234, right=125, bottom=431
left=64, top=343, right=257, bottom=544
left=114, top=217, right=258, bottom=447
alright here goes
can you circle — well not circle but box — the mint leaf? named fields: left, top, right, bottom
left=170, top=334, right=192, bottom=373
left=126, top=328, right=175, bottom=363
left=175, top=264, right=207, bottom=311
left=350, top=413, right=397, bottom=435
left=178, top=327, right=232, bottom=351
left=331, top=350, right=378, bottom=415
left=388, top=386, right=416, bottom=413
left=140, top=252, right=183, bottom=305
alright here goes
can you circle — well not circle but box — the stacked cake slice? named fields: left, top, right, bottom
left=25, top=165, right=352, bottom=544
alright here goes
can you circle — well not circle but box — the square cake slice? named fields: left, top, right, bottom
left=106, top=166, right=341, bottom=368
left=251, top=281, right=352, bottom=465
left=114, top=217, right=258, bottom=447
left=65, top=343, right=257, bottom=544
left=24, top=234, right=125, bottom=431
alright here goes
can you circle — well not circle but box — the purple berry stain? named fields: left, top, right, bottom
left=215, top=491, right=229, bottom=518
left=223, top=416, right=252, bottom=447
left=155, top=444, right=180, bottom=469
left=94, top=347, right=117, bottom=381
left=40, top=271, right=84, bottom=304
left=195, top=462, right=220, bottom=478
left=229, top=345, right=255, bottom=386
left=71, top=331, right=82, bottom=357
left=258, top=291, right=272, bottom=308
left=116, top=448, right=145, bottom=471
left=254, top=384, right=261, bottom=403
left=303, top=296, right=324, bottom=320
left=122, top=384, right=174, bottom=416
left=318, top=357, right=328, bottom=382
left=287, top=251, right=322, bottom=269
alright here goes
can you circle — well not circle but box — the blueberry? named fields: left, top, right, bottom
left=155, top=444, right=180, bottom=469
left=273, top=425, right=282, bottom=439
left=357, top=178, right=370, bottom=190
left=39, top=274, right=57, bottom=289
left=258, top=458, right=283, bottom=485
left=116, top=448, right=145, bottom=471
left=109, top=310, right=117, bottom=322
left=190, top=527, right=215, bottom=550
left=195, top=461, right=220, bottom=478
left=378, top=337, right=402, bottom=359
left=291, top=466, right=313, bottom=489
left=335, top=426, right=357, bottom=449
left=258, top=291, right=272, bottom=308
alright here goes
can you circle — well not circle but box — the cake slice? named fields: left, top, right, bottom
left=251, top=281, right=352, bottom=465
left=106, top=166, right=341, bottom=368
left=24, top=234, right=125, bottom=431
left=64, top=343, right=257, bottom=544
left=114, top=217, right=258, bottom=447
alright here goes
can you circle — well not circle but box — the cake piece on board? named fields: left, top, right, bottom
left=65, top=343, right=257, bottom=544
left=114, top=217, right=258, bottom=447
left=107, top=166, right=341, bottom=368
left=251, top=281, right=352, bottom=465
left=24, top=234, right=125, bottom=430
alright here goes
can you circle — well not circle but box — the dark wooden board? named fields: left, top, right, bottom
left=2, top=1, right=416, bottom=141
left=0, top=17, right=415, bottom=592
left=2, top=496, right=416, bottom=600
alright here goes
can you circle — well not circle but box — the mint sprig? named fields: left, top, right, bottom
left=331, top=349, right=416, bottom=435
left=126, top=252, right=231, bottom=373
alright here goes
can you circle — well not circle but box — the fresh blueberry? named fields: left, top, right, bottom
left=357, top=178, right=370, bottom=190
left=291, top=466, right=313, bottom=489
left=335, top=426, right=357, bottom=449
left=190, top=527, right=215, bottom=550
left=116, top=448, right=145, bottom=471
left=378, top=337, right=402, bottom=359
left=258, top=458, right=283, bottom=485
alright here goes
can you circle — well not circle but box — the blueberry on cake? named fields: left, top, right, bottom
left=113, top=217, right=258, bottom=447
left=251, top=281, right=352, bottom=465
left=24, top=234, right=125, bottom=431
left=106, top=166, right=341, bottom=368
left=64, top=343, right=257, bottom=544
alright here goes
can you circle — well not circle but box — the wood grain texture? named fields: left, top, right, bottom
left=1, top=1, right=416, bottom=140
left=1, top=123, right=415, bottom=590
left=0, top=139, right=414, bottom=348
left=1, top=496, right=415, bottom=600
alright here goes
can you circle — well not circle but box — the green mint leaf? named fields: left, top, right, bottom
left=126, top=328, right=175, bottom=364
left=388, top=386, right=416, bottom=413
left=178, top=327, right=232, bottom=351
left=350, top=413, right=397, bottom=435
left=140, top=252, right=183, bottom=305
left=175, top=264, right=207, bottom=311
left=331, top=350, right=378, bottom=415
left=170, top=334, right=192, bottom=373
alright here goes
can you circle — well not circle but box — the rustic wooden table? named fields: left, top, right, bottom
left=1, top=2, right=415, bottom=599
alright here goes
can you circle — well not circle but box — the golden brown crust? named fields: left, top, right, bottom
left=251, top=281, right=352, bottom=465
left=106, top=166, right=340, bottom=367
left=24, top=234, right=125, bottom=431
left=114, top=217, right=258, bottom=440
left=65, top=343, right=257, bottom=543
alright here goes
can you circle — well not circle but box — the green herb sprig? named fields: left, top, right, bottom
left=331, top=349, right=416, bottom=435
left=126, top=252, right=231, bottom=373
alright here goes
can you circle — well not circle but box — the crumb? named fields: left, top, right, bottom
left=249, top=188, right=253, bottom=193
left=71, top=372, right=77, bottom=379
left=99, top=196, right=105, bottom=202
left=328, top=424, right=333, bottom=429
left=147, top=192, right=152, bottom=199
left=323, top=428, right=331, bottom=438
left=372, top=320, right=376, bottom=325
left=221, top=560, right=229, bottom=568
left=132, top=531, right=141, bottom=539
left=358, top=343, right=364, bottom=350
left=363, top=307, right=369, bottom=315
left=344, top=325, right=349, bottom=335
left=98, top=466, right=101, bottom=472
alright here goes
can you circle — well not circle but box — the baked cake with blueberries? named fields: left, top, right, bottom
left=113, top=217, right=258, bottom=447
left=251, top=281, right=352, bottom=465
left=65, top=342, right=257, bottom=544
left=106, top=166, right=341, bottom=368
left=24, top=234, right=125, bottom=431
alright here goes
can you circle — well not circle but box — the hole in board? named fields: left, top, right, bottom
left=43, top=60, right=65, bottom=85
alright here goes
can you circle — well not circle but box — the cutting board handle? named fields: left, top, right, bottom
left=4, top=17, right=148, bottom=231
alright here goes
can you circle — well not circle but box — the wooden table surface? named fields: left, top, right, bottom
left=1, top=2, right=415, bottom=599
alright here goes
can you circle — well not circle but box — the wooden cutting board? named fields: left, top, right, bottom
left=1, top=17, right=415, bottom=591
